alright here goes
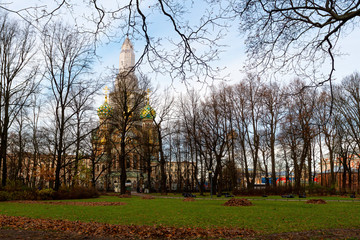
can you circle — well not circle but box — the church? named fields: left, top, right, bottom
left=93, top=37, right=159, bottom=192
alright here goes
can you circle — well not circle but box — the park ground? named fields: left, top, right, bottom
left=0, top=194, right=359, bottom=239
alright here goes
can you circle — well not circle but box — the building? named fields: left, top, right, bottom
left=93, top=37, right=159, bottom=192
left=319, top=153, right=360, bottom=191
left=151, top=161, right=196, bottom=191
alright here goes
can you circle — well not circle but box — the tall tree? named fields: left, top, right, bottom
left=151, top=88, right=174, bottom=194
left=42, top=23, right=94, bottom=190
left=110, top=72, right=149, bottom=194
left=0, top=14, right=38, bottom=186
left=179, top=89, right=205, bottom=194
left=260, top=82, right=284, bottom=187
left=280, top=79, right=316, bottom=192
left=316, top=89, right=337, bottom=187
left=69, top=81, right=99, bottom=186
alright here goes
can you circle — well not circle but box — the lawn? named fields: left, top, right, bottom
left=0, top=196, right=359, bottom=234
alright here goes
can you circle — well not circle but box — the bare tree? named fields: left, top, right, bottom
left=280, top=79, right=317, bottom=192
left=151, top=88, right=174, bottom=194
left=179, top=89, right=205, bottom=194
left=7, top=108, right=31, bottom=184
left=260, top=82, right=284, bottom=187
left=333, top=73, right=360, bottom=192
left=1, top=1, right=230, bottom=84
left=235, top=0, right=360, bottom=84
left=29, top=94, right=42, bottom=188
left=316, top=89, right=337, bottom=187
left=69, top=81, right=100, bottom=187
left=42, top=23, right=94, bottom=190
left=196, top=87, right=230, bottom=194
left=0, top=14, right=38, bottom=186
left=109, top=72, right=149, bottom=194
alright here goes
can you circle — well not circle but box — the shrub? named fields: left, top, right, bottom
left=0, top=186, right=98, bottom=201
left=38, top=189, right=55, bottom=200
left=19, top=190, right=38, bottom=200
left=306, top=184, right=339, bottom=196
left=0, top=191, right=11, bottom=201
left=10, top=190, right=37, bottom=200
left=3, top=180, right=29, bottom=192
left=53, top=186, right=99, bottom=200
left=0, top=189, right=37, bottom=201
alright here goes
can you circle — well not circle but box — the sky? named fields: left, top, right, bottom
left=3, top=0, right=360, bottom=106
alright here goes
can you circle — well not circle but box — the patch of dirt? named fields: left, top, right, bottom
left=306, top=199, right=327, bottom=204
left=223, top=198, right=253, bottom=206
left=183, top=197, right=195, bottom=202
left=12, top=201, right=127, bottom=206
left=118, top=194, right=131, bottom=198
left=0, top=215, right=255, bottom=239
left=141, top=195, right=155, bottom=200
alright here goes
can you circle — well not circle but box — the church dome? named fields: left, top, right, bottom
left=97, top=101, right=113, bottom=119
left=98, top=86, right=113, bottom=119
left=140, top=103, right=156, bottom=120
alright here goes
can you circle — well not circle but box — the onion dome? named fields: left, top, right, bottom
left=97, top=86, right=113, bottom=119
left=140, top=103, right=156, bottom=120
left=140, top=89, right=156, bottom=120
left=97, top=101, right=113, bottom=119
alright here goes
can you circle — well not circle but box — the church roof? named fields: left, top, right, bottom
left=140, top=103, right=156, bottom=120
left=97, top=101, right=113, bottom=119
left=97, top=87, right=113, bottom=119
left=140, top=89, right=155, bottom=120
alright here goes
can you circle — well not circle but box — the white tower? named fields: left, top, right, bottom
left=119, top=37, right=135, bottom=72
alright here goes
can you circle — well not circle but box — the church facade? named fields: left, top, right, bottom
left=93, top=38, right=159, bottom=192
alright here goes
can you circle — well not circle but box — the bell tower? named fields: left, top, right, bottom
left=119, top=37, right=135, bottom=73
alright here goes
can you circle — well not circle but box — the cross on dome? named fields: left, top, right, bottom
left=104, top=86, right=109, bottom=102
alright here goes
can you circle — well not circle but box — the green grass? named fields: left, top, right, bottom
left=0, top=196, right=359, bottom=234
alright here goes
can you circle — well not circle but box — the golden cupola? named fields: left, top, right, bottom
left=140, top=89, right=156, bottom=120
left=97, top=86, right=113, bottom=119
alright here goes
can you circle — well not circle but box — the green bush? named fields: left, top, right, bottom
left=37, top=189, right=55, bottom=200
left=8, top=190, right=37, bottom=200
left=0, top=189, right=37, bottom=201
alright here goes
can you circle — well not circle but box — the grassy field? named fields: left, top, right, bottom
left=0, top=196, right=359, bottom=234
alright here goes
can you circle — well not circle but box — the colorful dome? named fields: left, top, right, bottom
left=140, top=103, right=156, bottom=120
left=97, top=101, right=113, bottom=119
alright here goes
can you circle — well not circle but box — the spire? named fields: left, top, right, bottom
left=119, top=37, right=135, bottom=72
left=104, top=86, right=109, bottom=103
left=146, top=88, right=150, bottom=105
